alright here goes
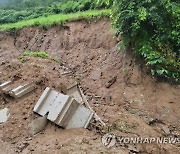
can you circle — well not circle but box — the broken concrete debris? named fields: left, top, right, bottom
left=0, top=81, right=35, bottom=99
left=128, top=145, right=139, bottom=153
left=0, top=108, right=10, bottom=123
left=0, top=80, right=12, bottom=93
left=33, top=87, right=94, bottom=129
left=66, top=82, right=83, bottom=104
left=162, top=125, right=170, bottom=135
left=28, top=115, right=48, bottom=136
left=9, top=82, right=35, bottom=99
left=62, top=82, right=106, bottom=126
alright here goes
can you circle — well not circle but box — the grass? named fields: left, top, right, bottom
left=0, top=9, right=110, bottom=31
left=114, top=120, right=137, bottom=133
left=23, top=50, right=49, bottom=59
left=20, top=50, right=61, bottom=63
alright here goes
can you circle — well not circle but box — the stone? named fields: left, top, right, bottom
left=66, top=82, right=83, bottom=103
left=147, top=117, right=164, bottom=125
left=128, top=145, right=139, bottom=153
left=0, top=81, right=12, bottom=93
left=162, top=125, right=170, bottom=135
left=0, top=108, right=10, bottom=123
left=28, top=115, right=48, bottom=136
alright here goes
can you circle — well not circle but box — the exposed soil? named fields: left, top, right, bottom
left=0, top=20, right=180, bottom=154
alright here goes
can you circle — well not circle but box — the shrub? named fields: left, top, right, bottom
left=111, top=0, right=180, bottom=83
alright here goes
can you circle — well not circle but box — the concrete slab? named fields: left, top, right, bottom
left=0, top=108, right=10, bottom=123
left=28, top=115, right=48, bottom=136
left=9, top=82, right=35, bottom=99
left=66, top=105, right=94, bottom=129
left=55, top=98, right=80, bottom=128
left=34, top=87, right=94, bottom=129
left=66, top=82, right=83, bottom=104
left=0, top=80, right=35, bottom=99
left=48, top=92, right=71, bottom=123
left=0, top=81, right=13, bottom=93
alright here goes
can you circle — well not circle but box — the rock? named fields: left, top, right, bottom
left=16, top=142, right=29, bottom=152
left=105, top=76, right=117, bottom=88
left=162, top=125, right=170, bottom=135
left=28, top=115, right=48, bottom=136
left=147, top=117, right=164, bottom=125
left=0, top=108, right=10, bottom=123
left=1, top=61, right=5, bottom=65
left=128, top=145, right=139, bottom=153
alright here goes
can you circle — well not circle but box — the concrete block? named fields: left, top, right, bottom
left=66, top=105, right=94, bottom=129
left=33, top=87, right=68, bottom=117
left=47, top=92, right=71, bottom=123
left=34, top=87, right=79, bottom=127
left=0, top=81, right=13, bottom=93
left=66, top=82, right=83, bottom=104
left=9, top=82, right=35, bottom=99
left=28, top=115, right=48, bottom=136
left=55, top=98, right=80, bottom=128
left=34, top=87, right=94, bottom=129
left=0, top=108, right=10, bottom=123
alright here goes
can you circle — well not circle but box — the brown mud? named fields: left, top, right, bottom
left=0, top=20, right=179, bottom=154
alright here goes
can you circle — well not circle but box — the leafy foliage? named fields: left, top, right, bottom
left=0, top=0, right=105, bottom=24
left=0, top=10, right=110, bottom=30
left=110, top=0, right=180, bottom=83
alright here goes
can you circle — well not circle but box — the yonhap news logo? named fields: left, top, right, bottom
left=102, top=133, right=180, bottom=148
left=102, top=133, right=116, bottom=148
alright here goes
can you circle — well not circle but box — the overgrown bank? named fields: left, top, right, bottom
left=0, top=0, right=179, bottom=83
left=110, top=0, right=180, bottom=83
left=0, top=10, right=110, bottom=31
left=0, top=0, right=108, bottom=24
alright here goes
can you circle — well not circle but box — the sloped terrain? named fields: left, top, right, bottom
left=0, top=20, right=180, bottom=154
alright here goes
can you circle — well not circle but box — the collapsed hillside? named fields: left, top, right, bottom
left=0, top=20, right=180, bottom=154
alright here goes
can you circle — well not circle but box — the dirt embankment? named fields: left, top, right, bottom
left=0, top=20, right=180, bottom=154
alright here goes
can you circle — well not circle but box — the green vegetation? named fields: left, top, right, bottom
left=0, top=0, right=108, bottom=24
left=0, top=10, right=110, bottom=30
left=20, top=50, right=61, bottom=63
left=23, top=50, right=49, bottom=59
left=105, top=0, right=179, bottom=83
left=0, top=0, right=179, bottom=83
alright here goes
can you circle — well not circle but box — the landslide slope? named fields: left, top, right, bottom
left=0, top=20, right=180, bottom=153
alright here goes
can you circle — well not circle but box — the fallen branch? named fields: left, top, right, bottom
left=78, top=85, right=106, bottom=127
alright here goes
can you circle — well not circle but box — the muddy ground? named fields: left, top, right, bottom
left=0, top=20, right=180, bottom=154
